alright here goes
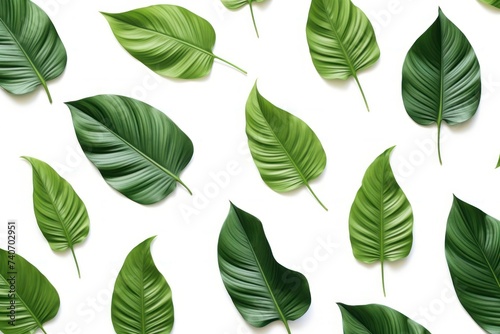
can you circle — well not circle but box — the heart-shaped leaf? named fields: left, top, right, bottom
left=65, top=95, right=193, bottom=205
left=402, top=8, right=481, bottom=164
left=23, top=156, right=90, bottom=278
left=245, top=83, right=327, bottom=210
left=221, top=0, right=266, bottom=37
left=218, top=203, right=311, bottom=333
left=479, top=0, right=500, bottom=8
left=102, top=5, right=245, bottom=79
left=306, top=0, right=380, bottom=111
left=0, top=248, right=60, bottom=333
left=337, top=303, right=431, bottom=333
left=349, top=147, right=413, bottom=296
left=0, top=0, right=67, bottom=103
left=445, top=196, right=500, bottom=333
left=112, top=237, right=174, bottom=334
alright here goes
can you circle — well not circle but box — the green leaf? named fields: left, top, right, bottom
left=101, top=5, right=246, bottom=79
left=0, top=0, right=67, bottom=103
left=306, top=0, right=380, bottom=111
left=0, top=248, right=60, bottom=334
left=245, top=83, right=327, bottom=210
left=496, top=156, right=500, bottom=169
left=349, top=147, right=413, bottom=296
left=221, top=0, right=266, bottom=37
left=112, top=237, right=174, bottom=334
left=218, top=203, right=311, bottom=334
left=479, top=0, right=500, bottom=8
left=337, top=303, right=431, bottom=334
left=445, top=196, right=500, bottom=333
left=402, top=8, right=481, bottom=165
left=22, top=156, right=89, bottom=278
left=65, top=95, right=193, bottom=205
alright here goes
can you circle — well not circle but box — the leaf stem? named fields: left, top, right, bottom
left=283, top=320, right=291, bottom=334
left=213, top=55, right=247, bottom=75
left=381, top=261, right=386, bottom=297
left=177, top=178, right=193, bottom=196
left=306, top=184, right=328, bottom=211
left=353, top=74, right=369, bottom=111
left=42, top=82, right=53, bottom=104
left=437, top=121, right=443, bottom=165
left=70, top=247, right=81, bottom=278
left=248, top=1, right=260, bottom=38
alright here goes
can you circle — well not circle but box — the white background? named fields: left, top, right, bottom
left=1, top=0, right=500, bottom=333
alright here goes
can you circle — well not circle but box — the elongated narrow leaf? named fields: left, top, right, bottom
left=445, top=196, right=500, bottom=333
left=349, top=147, right=413, bottom=296
left=245, top=83, right=327, bottom=210
left=338, top=303, right=431, bottom=334
left=0, top=0, right=67, bottom=103
left=479, top=0, right=500, bottom=8
left=0, top=249, right=60, bottom=333
left=102, top=5, right=245, bottom=79
left=306, top=0, right=380, bottom=111
left=23, top=156, right=89, bottom=278
left=218, top=203, right=311, bottom=333
left=112, top=237, right=174, bottom=334
left=221, top=0, right=266, bottom=37
left=65, top=95, right=193, bottom=205
left=402, top=8, right=481, bottom=165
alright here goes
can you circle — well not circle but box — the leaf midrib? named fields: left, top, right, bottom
left=233, top=209, right=290, bottom=327
left=0, top=270, right=48, bottom=333
left=0, top=16, right=48, bottom=92
left=378, top=159, right=387, bottom=263
left=437, top=15, right=445, bottom=130
left=73, top=107, right=183, bottom=185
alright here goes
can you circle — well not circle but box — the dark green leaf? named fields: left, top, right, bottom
left=218, top=203, right=311, bottom=333
left=402, top=8, right=481, bottom=164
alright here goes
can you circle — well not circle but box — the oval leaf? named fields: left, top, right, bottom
left=23, top=156, right=90, bottom=278
left=65, top=95, right=193, bottom=205
left=221, top=0, right=266, bottom=37
left=245, top=83, right=327, bottom=210
left=349, top=147, right=413, bottom=296
left=337, top=303, right=431, bottom=334
left=102, top=5, right=245, bottom=79
left=306, top=0, right=380, bottom=111
left=0, top=248, right=60, bottom=333
left=479, top=0, right=500, bottom=8
left=402, top=8, right=481, bottom=164
left=112, top=237, right=174, bottom=334
left=445, top=196, right=500, bottom=333
left=218, top=203, right=311, bottom=333
left=0, top=0, right=67, bottom=103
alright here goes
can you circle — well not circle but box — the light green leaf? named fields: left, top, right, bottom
left=0, top=248, right=60, bottom=334
left=349, top=147, right=413, bottom=296
left=102, top=5, right=245, bottom=79
left=402, top=8, right=481, bottom=165
left=112, top=237, right=174, bottom=334
left=479, top=0, right=500, bottom=8
left=245, top=83, right=327, bottom=210
left=306, top=0, right=380, bottom=111
left=0, top=0, right=67, bottom=103
left=221, top=0, right=266, bottom=37
left=445, top=196, right=500, bottom=333
left=22, top=156, right=89, bottom=278
left=338, top=303, right=431, bottom=334
left=65, top=95, right=193, bottom=205
left=218, top=203, right=311, bottom=334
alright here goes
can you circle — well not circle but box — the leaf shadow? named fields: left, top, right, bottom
left=446, top=111, right=480, bottom=135
left=477, top=1, right=500, bottom=13
left=1, top=89, right=40, bottom=106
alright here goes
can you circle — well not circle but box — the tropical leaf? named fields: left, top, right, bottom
left=65, top=95, right=193, bottom=205
left=349, top=147, right=413, bottom=296
left=245, top=83, right=327, bottom=210
left=0, top=248, right=60, bottom=334
left=221, top=0, right=266, bottom=37
left=112, top=237, right=174, bottom=334
left=218, top=203, right=311, bottom=334
left=445, top=196, right=500, bottom=333
left=23, top=156, right=89, bottom=278
left=102, top=5, right=245, bottom=79
left=306, top=0, right=380, bottom=111
left=402, top=8, right=481, bottom=165
left=0, top=0, right=67, bottom=103
left=337, top=303, right=431, bottom=334
left=479, top=0, right=500, bottom=8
